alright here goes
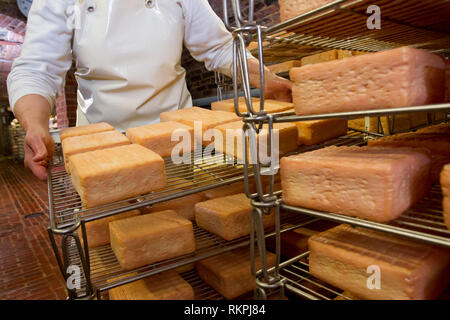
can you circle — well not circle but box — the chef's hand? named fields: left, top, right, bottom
left=24, top=126, right=54, bottom=180
left=247, top=58, right=293, bottom=103
left=13, top=94, right=54, bottom=181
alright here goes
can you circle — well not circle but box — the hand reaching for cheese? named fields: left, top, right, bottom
left=24, top=127, right=54, bottom=181
left=13, top=94, right=55, bottom=181
left=247, top=58, right=293, bottom=103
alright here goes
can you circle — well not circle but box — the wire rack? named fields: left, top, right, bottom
left=48, top=149, right=251, bottom=233
left=278, top=252, right=352, bottom=300
left=253, top=0, right=450, bottom=63
left=281, top=185, right=450, bottom=249
left=63, top=210, right=316, bottom=299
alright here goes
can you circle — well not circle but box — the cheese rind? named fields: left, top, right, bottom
left=368, top=132, right=450, bottom=182
left=211, top=98, right=293, bottom=114
left=308, top=224, right=450, bottom=300
left=196, top=247, right=276, bottom=299
left=214, top=120, right=299, bottom=163
left=69, top=144, right=167, bottom=208
left=281, top=146, right=432, bottom=222
left=81, top=209, right=140, bottom=248
left=195, top=193, right=275, bottom=241
left=268, top=60, right=302, bottom=74
left=60, top=122, right=114, bottom=141
left=290, top=47, right=446, bottom=116
left=296, top=118, right=348, bottom=145
left=63, top=130, right=130, bottom=174
left=160, top=107, right=239, bottom=147
left=279, top=0, right=334, bottom=21
left=126, top=121, right=194, bottom=158
left=108, top=271, right=194, bottom=300
left=109, top=210, right=196, bottom=270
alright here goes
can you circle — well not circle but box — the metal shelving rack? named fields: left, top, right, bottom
left=224, top=0, right=450, bottom=301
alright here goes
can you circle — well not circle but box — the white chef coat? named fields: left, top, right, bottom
left=7, top=0, right=239, bottom=131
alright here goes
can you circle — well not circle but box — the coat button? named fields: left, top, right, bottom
left=145, top=0, right=155, bottom=8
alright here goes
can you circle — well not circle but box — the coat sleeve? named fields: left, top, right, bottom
left=182, top=0, right=254, bottom=78
left=7, top=0, right=75, bottom=112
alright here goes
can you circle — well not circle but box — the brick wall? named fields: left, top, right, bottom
left=0, top=0, right=77, bottom=128
left=182, top=0, right=281, bottom=101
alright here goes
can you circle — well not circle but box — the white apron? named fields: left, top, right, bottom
left=72, top=0, right=192, bottom=130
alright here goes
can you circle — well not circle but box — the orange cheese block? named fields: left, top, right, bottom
left=300, top=49, right=349, bottom=66
left=268, top=60, right=302, bottom=74
left=368, top=132, right=450, bottom=182
left=296, top=118, right=348, bottom=145
left=417, top=122, right=450, bottom=134
left=279, top=0, right=335, bottom=22
left=290, top=47, right=446, bottom=116
left=213, top=120, right=298, bottom=163
left=108, top=271, right=194, bottom=300
left=211, top=98, right=293, bottom=114
left=81, top=208, right=140, bottom=248
left=281, top=146, right=432, bottom=222
left=160, top=107, right=239, bottom=147
left=147, top=194, right=203, bottom=221
left=60, top=122, right=114, bottom=141
left=266, top=220, right=337, bottom=258
left=201, top=181, right=255, bottom=200
left=109, top=210, right=196, bottom=270
left=195, top=193, right=275, bottom=241
left=195, top=246, right=276, bottom=299
left=309, top=224, right=450, bottom=300
left=69, top=144, right=167, bottom=208
left=441, top=165, right=450, bottom=230
left=62, top=130, right=130, bottom=174
left=126, top=121, right=194, bottom=158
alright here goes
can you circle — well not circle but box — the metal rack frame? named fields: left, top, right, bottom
left=223, top=0, right=450, bottom=301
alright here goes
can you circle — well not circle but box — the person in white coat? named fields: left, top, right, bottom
left=8, top=0, right=292, bottom=180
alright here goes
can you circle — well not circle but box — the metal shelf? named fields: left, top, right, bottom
left=181, top=270, right=225, bottom=300
left=47, top=150, right=251, bottom=233
left=243, top=103, right=450, bottom=124
left=278, top=252, right=352, bottom=300
left=253, top=0, right=450, bottom=63
left=63, top=209, right=316, bottom=299
left=281, top=185, right=450, bottom=249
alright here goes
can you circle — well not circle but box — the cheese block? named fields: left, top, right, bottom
left=211, top=98, right=293, bottom=114
left=368, top=132, right=450, bottom=182
left=195, top=193, right=275, bottom=241
left=280, top=146, right=432, bottom=222
left=159, top=107, right=239, bottom=147
left=201, top=181, right=255, bottom=200
left=296, top=118, right=348, bottom=145
left=60, top=122, right=114, bottom=141
left=309, top=224, right=450, bottom=300
left=69, top=144, right=167, bottom=208
left=196, top=246, right=276, bottom=299
left=62, top=130, right=130, bottom=174
left=108, top=271, right=194, bottom=300
left=81, top=208, right=140, bottom=248
left=300, top=49, right=345, bottom=66
left=214, top=120, right=298, bottom=163
left=290, top=47, right=446, bottom=116
left=126, top=121, right=194, bottom=158
left=268, top=60, right=302, bottom=74
left=417, top=122, right=450, bottom=134
left=279, top=0, right=335, bottom=22
left=110, top=210, right=196, bottom=270
left=442, top=165, right=450, bottom=230
left=147, top=181, right=203, bottom=220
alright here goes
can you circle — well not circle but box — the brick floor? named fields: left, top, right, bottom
left=0, top=158, right=67, bottom=300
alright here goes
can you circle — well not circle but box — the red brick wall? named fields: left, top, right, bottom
left=183, top=0, right=281, bottom=101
